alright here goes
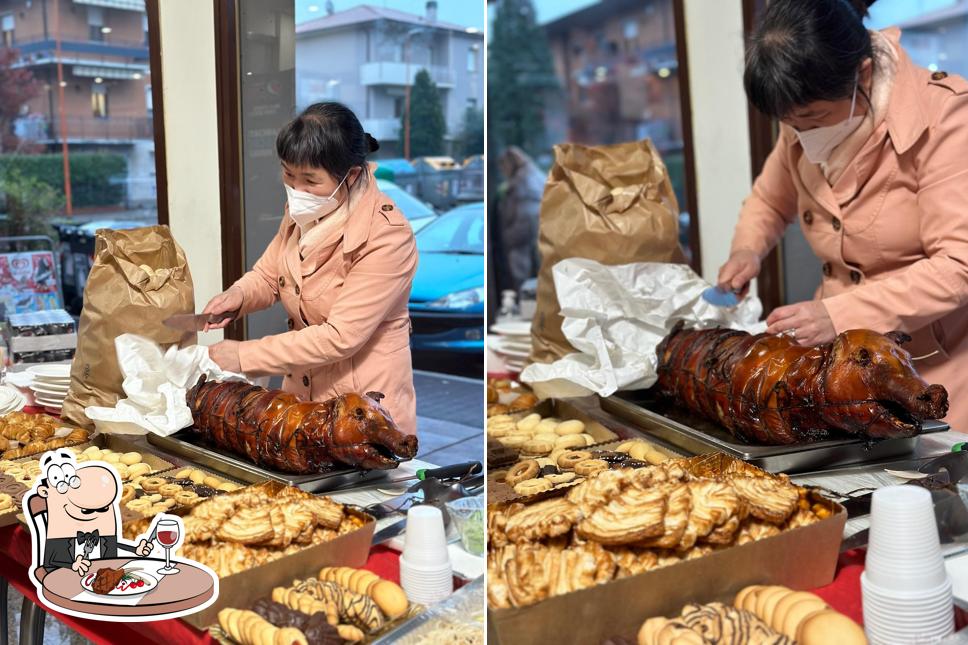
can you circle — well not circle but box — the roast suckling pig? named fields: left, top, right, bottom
left=186, top=377, right=418, bottom=473
left=655, top=325, right=949, bottom=444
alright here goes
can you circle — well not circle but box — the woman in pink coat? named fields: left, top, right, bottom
left=202, top=102, right=419, bottom=435
left=720, top=0, right=968, bottom=430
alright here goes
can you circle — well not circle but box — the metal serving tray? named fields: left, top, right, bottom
left=600, top=389, right=949, bottom=474
left=147, top=430, right=392, bottom=493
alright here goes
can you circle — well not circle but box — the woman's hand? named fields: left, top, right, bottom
left=717, top=249, right=761, bottom=297
left=209, top=340, right=242, bottom=373
left=766, top=300, right=837, bottom=347
left=201, top=287, right=243, bottom=331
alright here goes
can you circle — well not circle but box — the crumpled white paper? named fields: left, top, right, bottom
left=84, top=334, right=248, bottom=435
left=520, top=259, right=767, bottom=398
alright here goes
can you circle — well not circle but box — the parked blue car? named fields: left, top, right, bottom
left=408, top=202, right=484, bottom=353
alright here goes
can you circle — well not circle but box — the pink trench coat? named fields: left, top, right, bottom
left=231, top=176, right=419, bottom=435
left=732, top=37, right=968, bottom=431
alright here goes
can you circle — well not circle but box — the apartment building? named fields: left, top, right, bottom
left=1, top=0, right=155, bottom=208
left=295, top=1, right=484, bottom=157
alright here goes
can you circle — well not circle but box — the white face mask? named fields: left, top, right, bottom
left=794, top=80, right=864, bottom=164
left=285, top=173, right=348, bottom=233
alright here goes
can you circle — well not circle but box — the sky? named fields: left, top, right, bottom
left=296, top=0, right=486, bottom=30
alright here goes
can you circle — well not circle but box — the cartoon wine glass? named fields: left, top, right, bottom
left=155, top=518, right=180, bottom=575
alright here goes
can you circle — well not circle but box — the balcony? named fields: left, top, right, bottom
left=9, top=32, right=149, bottom=63
left=362, top=118, right=401, bottom=141
left=360, top=62, right=455, bottom=88
left=14, top=115, right=154, bottom=144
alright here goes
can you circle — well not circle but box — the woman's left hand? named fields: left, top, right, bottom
left=766, top=300, right=837, bottom=347
left=209, top=340, right=242, bottom=372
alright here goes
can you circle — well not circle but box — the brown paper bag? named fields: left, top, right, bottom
left=530, top=139, right=686, bottom=364
left=61, top=225, right=196, bottom=429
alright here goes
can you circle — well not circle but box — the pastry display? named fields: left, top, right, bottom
left=632, top=586, right=866, bottom=644
left=491, top=432, right=675, bottom=500
left=0, top=492, right=13, bottom=512
left=656, top=324, right=948, bottom=443
left=218, top=608, right=310, bottom=645
left=487, top=413, right=596, bottom=456
left=123, top=482, right=362, bottom=577
left=487, top=378, right=539, bottom=416
left=317, top=566, right=410, bottom=620
left=251, top=598, right=344, bottom=644
left=186, top=378, right=418, bottom=473
left=0, top=412, right=88, bottom=459
left=0, top=445, right=168, bottom=490
left=487, top=461, right=827, bottom=610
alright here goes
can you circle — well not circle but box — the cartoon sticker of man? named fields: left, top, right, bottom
left=37, top=451, right=151, bottom=576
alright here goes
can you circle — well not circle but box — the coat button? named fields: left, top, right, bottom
left=822, top=262, right=832, bottom=277
left=381, top=204, right=393, bottom=211
left=287, top=318, right=294, bottom=330
left=802, top=211, right=813, bottom=225
left=302, top=375, right=310, bottom=387
left=850, top=270, right=862, bottom=284
left=278, top=276, right=286, bottom=288
left=932, top=71, right=948, bottom=81
left=294, top=284, right=300, bottom=295
left=831, top=217, right=841, bottom=231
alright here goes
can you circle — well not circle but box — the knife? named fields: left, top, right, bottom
left=163, top=310, right=237, bottom=332
left=331, top=461, right=482, bottom=493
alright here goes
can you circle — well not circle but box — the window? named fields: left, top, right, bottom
left=0, top=5, right=162, bottom=317
left=1, top=14, right=13, bottom=48
left=488, top=0, right=698, bottom=299
left=867, top=1, right=968, bottom=78
left=87, top=7, right=105, bottom=42
left=91, top=83, right=108, bottom=118
left=229, top=0, right=484, bottom=344
left=467, top=45, right=479, bottom=72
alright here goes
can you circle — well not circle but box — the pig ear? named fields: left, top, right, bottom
left=366, top=391, right=385, bottom=402
left=885, top=331, right=912, bottom=346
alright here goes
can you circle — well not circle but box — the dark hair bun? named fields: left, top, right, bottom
left=365, top=133, right=380, bottom=154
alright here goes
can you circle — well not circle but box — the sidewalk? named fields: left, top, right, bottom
left=413, top=369, right=483, bottom=466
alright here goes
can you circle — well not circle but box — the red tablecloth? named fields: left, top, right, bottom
left=2, top=523, right=966, bottom=642
left=0, top=524, right=406, bottom=645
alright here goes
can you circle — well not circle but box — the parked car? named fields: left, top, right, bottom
left=408, top=202, right=484, bottom=354
left=377, top=179, right=436, bottom=232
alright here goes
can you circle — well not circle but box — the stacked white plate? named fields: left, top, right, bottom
left=0, top=385, right=27, bottom=415
left=488, top=320, right=532, bottom=372
left=27, top=364, right=71, bottom=413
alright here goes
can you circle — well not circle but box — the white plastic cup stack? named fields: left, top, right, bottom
left=862, top=485, right=954, bottom=644
left=399, top=505, right=453, bottom=605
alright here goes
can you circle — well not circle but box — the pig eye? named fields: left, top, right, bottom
left=854, top=348, right=872, bottom=366
left=355, top=407, right=365, bottom=420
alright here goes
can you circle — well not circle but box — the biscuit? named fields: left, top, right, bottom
left=120, top=451, right=142, bottom=465
left=574, top=459, right=608, bottom=477
left=796, top=609, right=866, bottom=645
left=505, top=460, right=539, bottom=487
left=554, top=435, right=586, bottom=450
left=521, top=438, right=555, bottom=456
left=515, top=414, right=541, bottom=432
left=513, top=478, right=552, bottom=495
left=159, top=483, right=183, bottom=498
left=141, top=476, right=166, bottom=493
left=370, top=579, right=408, bottom=619
left=555, top=420, right=586, bottom=435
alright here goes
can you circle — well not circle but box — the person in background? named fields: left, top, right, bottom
left=202, top=102, right=419, bottom=435
left=718, top=0, right=968, bottom=429
left=496, top=146, right=544, bottom=291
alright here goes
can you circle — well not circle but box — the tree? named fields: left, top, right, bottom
left=401, top=69, right=446, bottom=158
left=488, top=0, right=558, bottom=156
left=0, top=168, right=64, bottom=238
left=458, top=106, right=484, bottom=157
left=0, top=48, right=41, bottom=152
